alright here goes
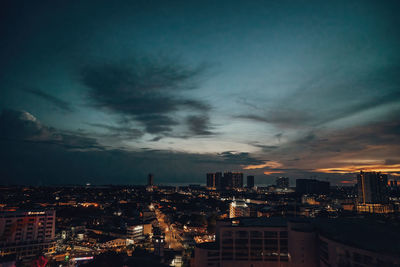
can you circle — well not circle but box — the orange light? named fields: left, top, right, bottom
left=244, top=161, right=282, bottom=170
left=340, top=180, right=355, bottom=184
left=263, top=170, right=284, bottom=175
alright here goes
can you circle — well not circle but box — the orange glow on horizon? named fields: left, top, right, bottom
left=340, top=180, right=355, bottom=184
left=315, top=164, right=400, bottom=175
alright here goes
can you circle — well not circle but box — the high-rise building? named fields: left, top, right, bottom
left=208, top=172, right=244, bottom=189
left=207, top=173, right=216, bottom=188
left=247, top=175, right=255, bottom=188
left=223, top=172, right=243, bottom=189
left=296, top=179, right=330, bottom=195
left=147, top=173, right=154, bottom=186
left=276, top=177, right=289, bottom=189
left=0, top=210, right=56, bottom=261
left=356, top=171, right=391, bottom=213
left=229, top=199, right=250, bottom=218
left=233, top=172, right=244, bottom=188
left=357, top=171, right=388, bottom=204
left=215, top=172, right=223, bottom=189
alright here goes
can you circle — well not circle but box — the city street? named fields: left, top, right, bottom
left=155, top=209, right=183, bottom=250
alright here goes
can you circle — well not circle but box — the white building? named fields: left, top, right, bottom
left=229, top=199, right=250, bottom=218
left=126, top=223, right=152, bottom=241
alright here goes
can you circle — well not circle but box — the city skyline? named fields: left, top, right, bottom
left=1, top=170, right=399, bottom=266
left=1, top=0, right=400, bottom=185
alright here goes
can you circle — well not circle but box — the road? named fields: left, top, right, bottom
left=155, top=208, right=183, bottom=250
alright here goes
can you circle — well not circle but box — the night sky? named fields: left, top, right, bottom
left=1, top=0, right=399, bottom=185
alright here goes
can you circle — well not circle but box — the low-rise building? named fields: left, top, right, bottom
left=229, top=199, right=250, bottom=218
left=192, top=217, right=400, bottom=267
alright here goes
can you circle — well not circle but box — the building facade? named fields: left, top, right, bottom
left=207, top=172, right=243, bottom=189
left=0, top=210, right=56, bottom=261
left=357, top=171, right=388, bottom=204
left=356, top=171, right=391, bottom=213
left=223, top=172, right=244, bottom=189
left=296, top=179, right=330, bottom=195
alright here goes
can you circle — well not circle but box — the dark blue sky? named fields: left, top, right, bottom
left=1, top=0, right=399, bottom=185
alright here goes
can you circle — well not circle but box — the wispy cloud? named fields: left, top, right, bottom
left=24, top=88, right=73, bottom=112
left=87, top=123, right=143, bottom=140
left=236, top=63, right=400, bottom=130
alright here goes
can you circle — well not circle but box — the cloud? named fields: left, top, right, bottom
left=135, top=114, right=178, bottom=134
left=23, top=88, right=73, bottom=112
left=236, top=63, right=400, bottom=129
left=0, top=110, right=274, bottom=184
left=263, top=170, right=284, bottom=175
left=215, top=151, right=265, bottom=165
left=0, top=109, right=100, bottom=150
left=236, top=110, right=312, bottom=128
left=252, top=144, right=279, bottom=153
left=181, top=100, right=210, bottom=111
left=256, top=114, right=400, bottom=177
left=3, top=109, right=394, bottom=185
left=235, top=62, right=400, bottom=180
left=186, top=115, right=213, bottom=136
left=315, top=164, right=400, bottom=174
left=80, top=57, right=213, bottom=136
left=243, top=160, right=282, bottom=170
left=87, top=123, right=143, bottom=140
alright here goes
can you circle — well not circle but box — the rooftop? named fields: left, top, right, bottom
left=314, top=218, right=400, bottom=255
left=216, top=217, right=400, bottom=255
left=220, top=217, right=288, bottom=227
left=196, top=242, right=218, bottom=250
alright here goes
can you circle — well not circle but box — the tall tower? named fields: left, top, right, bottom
left=147, top=173, right=154, bottom=187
